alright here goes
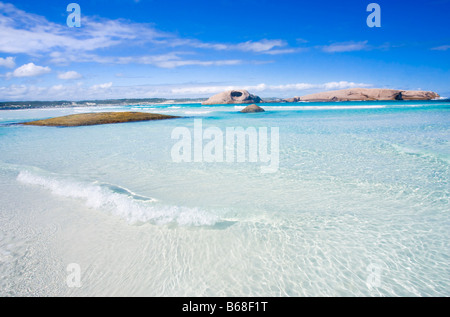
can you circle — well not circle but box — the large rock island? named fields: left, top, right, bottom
left=286, top=88, right=439, bottom=102
left=22, top=112, right=180, bottom=127
left=202, top=89, right=262, bottom=105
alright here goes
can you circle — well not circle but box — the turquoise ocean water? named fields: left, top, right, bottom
left=0, top=100, right=449, bottom=296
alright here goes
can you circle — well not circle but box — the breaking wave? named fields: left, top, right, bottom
left=17, top=170, right=221, bottom=227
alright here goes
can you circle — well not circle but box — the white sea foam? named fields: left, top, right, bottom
left=17, top=171, right=220, bottom=227
left=130, top=107, right=157, bottom=111
left=234, top=105, right=387, bottom=111
left=183, top=110, right=213, bottom=114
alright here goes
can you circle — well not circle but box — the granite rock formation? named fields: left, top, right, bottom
left=202, top=90, right=262, bottom=105
left=240, top=104, right=265, bottom=113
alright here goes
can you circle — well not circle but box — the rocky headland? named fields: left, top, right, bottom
left=284, top=88, right=439, bottom=102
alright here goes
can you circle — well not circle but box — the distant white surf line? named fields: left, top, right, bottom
left=235, top=105, right=387, bottom=111
left=17, top=170, right=220, bottom=227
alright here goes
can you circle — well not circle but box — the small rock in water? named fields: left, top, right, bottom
left=240, top=104, right=265, bottom=113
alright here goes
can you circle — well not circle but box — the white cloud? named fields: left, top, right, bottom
left=0, top=84, right=47, bottom=100
left=431, top=45, right=450, bottom=51
left=137, top=54, right=242, bottom=68
left=0, top=3, right=170, bottom=55
left=190, top=39, right=293, bottom=54
left=7, top=63, right=51, bottom=78
left=50, top=84, right=64, bottom=91
left=235, top=39, right=287, bottom=53
left=157, top=59, right=242, bottom=68
left=321, top=41, right=369, bottom=53
left=296, top=38, right=309, bottom=44
left=0, top=56, right=15, bottom=68
left=0, top=3, right=297, bottom=67
left=91, top=82, right=113, bottom=90
left=264, top=48, right=301, bottom=55
left=322, top=81, right=372, bottom=90
left=55, top=52, right=243, bottom=69
left=58, top=71, right=82, bottom=80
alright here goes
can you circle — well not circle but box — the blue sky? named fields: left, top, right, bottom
left=0, top=0, right=449, bottom=101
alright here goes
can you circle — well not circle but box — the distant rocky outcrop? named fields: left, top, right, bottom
left=289, top=88, right=439, bottom=102
left=283, top=97, right=302, bottom=103
left=202, top=89, right=262, bottom=105
left=398, top=90, right=440, bottom=100
left=240, top=104, right=265, bottom=113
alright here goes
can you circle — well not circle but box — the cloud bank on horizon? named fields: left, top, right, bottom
left=0, top=0, right=449, bottom=101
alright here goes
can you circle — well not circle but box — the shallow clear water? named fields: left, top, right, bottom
left=0, top=101, right=449, bottom=296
